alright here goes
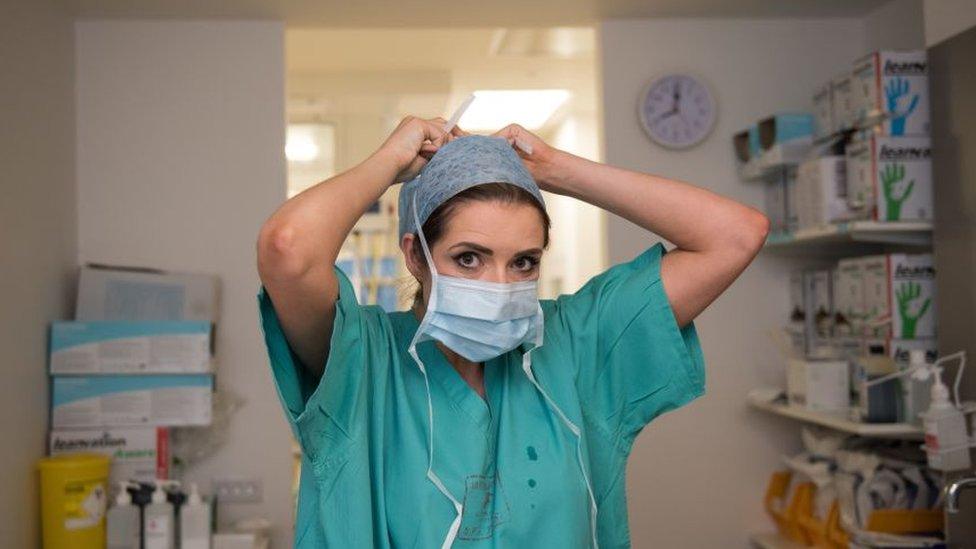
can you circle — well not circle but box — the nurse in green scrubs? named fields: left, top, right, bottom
left=256, top=117, right=769, bottom=548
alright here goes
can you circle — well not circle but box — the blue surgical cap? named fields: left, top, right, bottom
left=397, top=134, right=546, bottom=240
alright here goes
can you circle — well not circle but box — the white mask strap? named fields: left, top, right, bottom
left=521, top=348, right=599, bottom=549
left=408, top=194, right=462, bottom=548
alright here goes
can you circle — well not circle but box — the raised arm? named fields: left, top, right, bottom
left=493, top=124, right=769, bottom=327
left=257, top=116, right=458, bottom=377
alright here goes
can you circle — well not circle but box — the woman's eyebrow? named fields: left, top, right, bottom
left=449, top=242, right=493, bottom=255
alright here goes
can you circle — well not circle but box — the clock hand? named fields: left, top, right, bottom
left=651, top=109, right=677, bottom=126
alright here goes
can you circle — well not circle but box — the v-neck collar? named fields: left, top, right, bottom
left=392, top=311, right=504, bottom=431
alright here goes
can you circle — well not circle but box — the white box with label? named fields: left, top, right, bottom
left=845, top=135, right=933, bottom=221
left=852, top=50, right=929, bottom=136
left=51, top=375, right=213, bottom=428
left=50, top=321, right=213, bottom=375
left=49, top=427, right=170, bottom=484
left=860, top=254, right=937, bottom=339
left=831, top=73, right=855, bottom=131
left=787, top=359, right=850, bottom=412
left=77, top=264, right=220, bottom=323
left=797, top=156, right=854, bottom=229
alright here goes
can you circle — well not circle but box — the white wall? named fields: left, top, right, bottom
left=0, top=1, right=76, bottom=545
left=599, top=18, right=865, bottom=547
left=924, top=0, right=976, bottom=46
left=75, top=20, right=290, bottom=546
left=863, top=0, right=926, bottom=51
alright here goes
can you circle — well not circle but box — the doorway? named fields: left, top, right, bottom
left=285, top=26, right=606, bottom=310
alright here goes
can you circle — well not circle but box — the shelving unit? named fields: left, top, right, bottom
left=747, top=389, right=924, bottom=440
left=750, top=531, right=808, bottom=549
left=738, top=141, right=811, bottom=182
left=765, top=221, right=934, bottom=249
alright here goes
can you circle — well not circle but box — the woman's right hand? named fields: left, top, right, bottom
left=378, top=115, right=469, bottom=184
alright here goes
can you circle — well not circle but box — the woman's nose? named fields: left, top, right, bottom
left=485, top=265, right=512, bottom=284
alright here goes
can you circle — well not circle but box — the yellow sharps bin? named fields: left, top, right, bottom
left=38, top=453, right=110, bottom=549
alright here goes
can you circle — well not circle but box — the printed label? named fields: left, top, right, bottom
left=458, top=474, right=511, bottom=540
left=63, top=478, right=107, bottom=530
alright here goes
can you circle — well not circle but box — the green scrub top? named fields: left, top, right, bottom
left=257, top=242, right=705, bottom=548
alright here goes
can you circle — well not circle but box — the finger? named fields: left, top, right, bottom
left=423, top=118, right=450, bottom=143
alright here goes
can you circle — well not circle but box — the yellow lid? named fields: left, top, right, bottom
left=38, top=453, right=110, bottom=471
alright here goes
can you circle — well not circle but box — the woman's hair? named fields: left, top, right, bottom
left=408, top=182, right=551, bottom=307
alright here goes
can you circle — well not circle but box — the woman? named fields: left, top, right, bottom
left=256, top=116, right=768, bottom=548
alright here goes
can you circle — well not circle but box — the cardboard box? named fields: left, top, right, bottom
left=758, top=113, right=815, bottom=150
left=852, top=50, right=929, bottom=136
left=861, top=254, right=937, bottom=339
left=888, top=254, right=937, bottom=339
left=76, top=264, right=220, bottom=323
left=813, top=81, right=834, bottom=137
left=845, top=135, right=933, bottom=221
left=787, top=358, right=850, bottom=412
left=797, top=156, right=854, bottom=229
left=831, top=73, right=855, bottom=132
left=50, top=321, right=213, bottom=375
left=49, top=427, right=170, bottom=484
left=52, top=375, right=213, bottom=428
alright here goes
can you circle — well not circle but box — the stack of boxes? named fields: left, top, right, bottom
left=48, top=265, right=219, bottom=485
left=847, top=51, right=933, bottom=222
left=768, top=50, right=934, bottom=233
left=788, top=253, right=937, bottom=421
left=783, top=50, right=936, bottom=421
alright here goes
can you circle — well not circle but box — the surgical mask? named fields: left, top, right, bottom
left=419, top=269, right=543, bottom=362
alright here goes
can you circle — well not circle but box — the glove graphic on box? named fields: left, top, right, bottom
left=896, top=281, right=931, bottom=338
left=880, top=163, right=915, bottom=221
left=885, top=77, right=919, bottom=136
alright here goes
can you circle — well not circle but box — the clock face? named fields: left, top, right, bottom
left=638, top=74, right=717, bottom=149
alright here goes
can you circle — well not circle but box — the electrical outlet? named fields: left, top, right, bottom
left=212, top=478, right=263, bottom=503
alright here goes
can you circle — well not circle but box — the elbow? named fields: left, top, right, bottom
left=735, top=208, right=770, bottom=257
left=257, top=221, right=308, bottom=283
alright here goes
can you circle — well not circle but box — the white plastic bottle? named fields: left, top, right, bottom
left=179, top=483, right=212, bottom=549
left=921, top=365, right=971, bottom=471
left=144, top=480, right=176, bottom=549
left=107, top=482, right=140, bottom=549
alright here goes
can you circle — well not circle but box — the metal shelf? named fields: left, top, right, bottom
left=738, top=141, right=811, bottom=182
left=747, top=389, right=924, bottom=440
left=765, top=221, right=933, bottom=250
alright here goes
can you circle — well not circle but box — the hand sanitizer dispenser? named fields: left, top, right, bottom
left=179, top=482, right=212, bottom=549
left=107, top=482, right=140, bottom=549
left=144, top=479, right=177, bottom=549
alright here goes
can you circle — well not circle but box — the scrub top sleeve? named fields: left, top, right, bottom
left=257, top=265, right=367, bottom=466
left=571, top=242, right=706, bottom=447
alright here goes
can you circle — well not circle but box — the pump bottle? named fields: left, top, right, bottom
left=107, top=482, right=140, bottom=549
left=144, top=479, right=177, bottom=549
left=179, top=483, right=212, bottom=549
left=919, top=351, right=971, bottom=471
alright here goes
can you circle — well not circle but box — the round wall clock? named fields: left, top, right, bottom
left=638, top=73, right=717, bottom=149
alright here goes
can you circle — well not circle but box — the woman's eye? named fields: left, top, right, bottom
left=513, top=256, right=540, bottom=272
left=455, top=252, right=480, bottom=269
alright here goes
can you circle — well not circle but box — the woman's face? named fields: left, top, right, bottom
left=402, top=200, right=546, bottom=304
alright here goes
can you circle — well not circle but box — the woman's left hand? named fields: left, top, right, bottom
left=491, top=124, right=561, bottom=191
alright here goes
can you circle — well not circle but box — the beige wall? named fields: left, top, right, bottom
left=0, top=1, right=76, bottom=545
left=863, top=0, right=926, bottom=51
left=75, top=20, right=290, bottom=547
left=599, top=17, right=865, bottom=547
left=924, top=0, right=976, bottom=47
